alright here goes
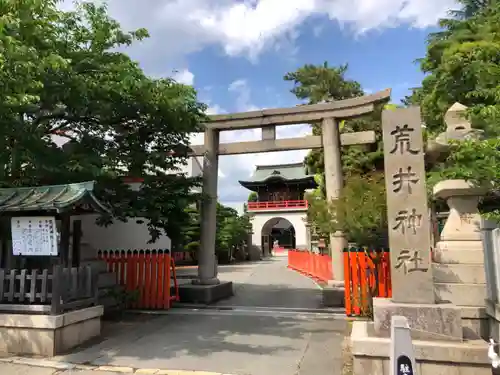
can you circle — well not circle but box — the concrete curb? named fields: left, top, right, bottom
left=0, top=356, right=236, bottom=374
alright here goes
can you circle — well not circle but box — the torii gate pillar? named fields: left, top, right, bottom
left=322, top=117, right=347, bottom=286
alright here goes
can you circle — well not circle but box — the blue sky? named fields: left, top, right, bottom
left=63, top=0, right=458, bottom=212
left=191, top=22, right=434, bottom=112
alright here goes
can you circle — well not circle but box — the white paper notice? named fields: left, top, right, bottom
left=11, top=217, right=58, bottom=256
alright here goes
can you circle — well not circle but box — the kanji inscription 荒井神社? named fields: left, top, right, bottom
left=382, top=107, right=434, bottom=304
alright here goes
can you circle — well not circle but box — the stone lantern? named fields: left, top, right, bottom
left=428, top=103, right=488, bottom=339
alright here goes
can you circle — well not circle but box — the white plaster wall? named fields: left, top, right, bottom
left=76, top=157, right=201, bottom=258
left=250, top=211, right=308, bottom=250
left=75, top=214, right=172, bottom=257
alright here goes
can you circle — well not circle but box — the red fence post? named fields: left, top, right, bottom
left=343, top=249, right=352, bottom=316
left=288, top=249, right=334, bottom=284
left=343, top=247, right=393, bottom=317
left=98, top=248, right=178, bottom=310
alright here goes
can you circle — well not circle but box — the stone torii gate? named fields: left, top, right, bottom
left=188, top=89, right=392, bottom=303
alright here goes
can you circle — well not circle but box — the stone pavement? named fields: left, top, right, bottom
left=214, top=255, right=325, bottom=309
left=1, top=257, right=347, bottom=375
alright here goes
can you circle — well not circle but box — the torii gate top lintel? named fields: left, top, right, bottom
left=189, top=88, right=391, bottom=157
left=204, top=88, right=392, bottom=130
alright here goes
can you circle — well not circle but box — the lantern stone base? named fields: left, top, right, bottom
left=351, top=320, right=491, bottom=375
left=0, top=306, right=103, bottom=357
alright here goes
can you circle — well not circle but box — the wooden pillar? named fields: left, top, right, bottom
left=71, top=220, right=82, bottom=267
left=60, top=214, right=71, bottom=267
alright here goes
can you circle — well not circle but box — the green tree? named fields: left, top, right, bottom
left=216, top=203, right=252, bottom=262
left=247, top=191, right=258, bottom=202
left=284, top=63, right=371, bottom=176
left=176, top=201, right=253, bottom=263
left=408, top=0, right=500, bottom=221
left=284, top=63, right=393, bottom=246
left=449, top=0, right=492, bottom=19
left=0, top=0, right=205, bottom=242
left=306, top=174, right=388, bottom=248
left=408, top=0, right=500, bottom=136
left=178, top=205, right=201, bottom=260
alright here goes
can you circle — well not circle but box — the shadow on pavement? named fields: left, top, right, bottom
left=215, top=282, right=323, bottom=309
left=52, top=257, right=346, bottom=375
left=54, top=307, right=347, bottom=375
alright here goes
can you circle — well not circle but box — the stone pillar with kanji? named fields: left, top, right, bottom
left=371, top=106, right=462, bottom=341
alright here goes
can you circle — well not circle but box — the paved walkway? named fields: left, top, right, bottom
left=2, top=256, right=347, bottom=375
left=214, top=254, right=325, bottom=310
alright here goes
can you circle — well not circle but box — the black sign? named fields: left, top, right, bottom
left=396, top=355, right=414, bottom=375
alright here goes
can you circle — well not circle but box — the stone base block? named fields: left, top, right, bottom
left=433, top=264, right=487, bottom=284
left=461, top=306, right=489, bottom=340
left=322, top=286, right=345, bottom=307
left=351, top=321, right=491, bottom=375
left=435, top=283, right=486, bottom=306
left=178, top=281, right=233, bottom=304
left=0, top=305, right=103, bottom=356
left=486, top=300, right=500, bottom=345
left=433, top=247, right=486, bottom=265
left=373, top=298, right=462, bottom=341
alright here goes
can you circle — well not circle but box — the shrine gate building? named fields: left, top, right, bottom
left=239, top=162, right=317, bottom=256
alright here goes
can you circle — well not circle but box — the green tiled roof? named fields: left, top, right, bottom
left=239, top=162, right=315, bottom=186
left=0, top=181, right=109, bottom=214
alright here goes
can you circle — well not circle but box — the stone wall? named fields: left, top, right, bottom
left=0, top=306, right=103, bottom=356
left=351, top=321, right=491, bottom=375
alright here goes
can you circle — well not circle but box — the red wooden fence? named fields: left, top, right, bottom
left=344, top=248, right=391, bottom=316
left=287, top=250, right=332, bottom=283
left=98, top=249, right=179, bottom=309
left=287, top=248, right=392, bottom=316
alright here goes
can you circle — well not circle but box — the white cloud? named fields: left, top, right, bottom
left=172, top=69, right=195, bottom=85
left=228, top=79, right=260, bottom=112
left=62, top=0, right=457, bottom=69
left=206, top=104, right=225, bottom=115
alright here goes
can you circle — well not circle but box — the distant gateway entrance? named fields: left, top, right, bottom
left=261, top=217, right=296, bottom=254
left=239, top=162, right=315, bottom=256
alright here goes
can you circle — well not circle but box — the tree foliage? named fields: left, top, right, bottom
left=0, top=0, right=206, bottom=242
left=306, top=174, right=387, bottom=248
left=408, top=0, right=500, bottom=136
left=178, top=202, right=252, bottom=262
left=408, top=0, right=500, bottom=220
left=247, top=191, right=258, bottom=202
left=216, top=204, right=252, bottom=259
left=284, top=63, right=394, bottom=246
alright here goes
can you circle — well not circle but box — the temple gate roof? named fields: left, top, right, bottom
left=239, top=162, right=317, bottom=190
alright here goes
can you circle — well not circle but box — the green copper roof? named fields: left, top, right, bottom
left=239, top=162, right=316, bottom=188
left=0, top=181, right=110, bottom=214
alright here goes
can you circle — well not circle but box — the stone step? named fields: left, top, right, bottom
left=435, top=282, right=486, bottom=306
left=433, top=263, right=486, bottom=284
